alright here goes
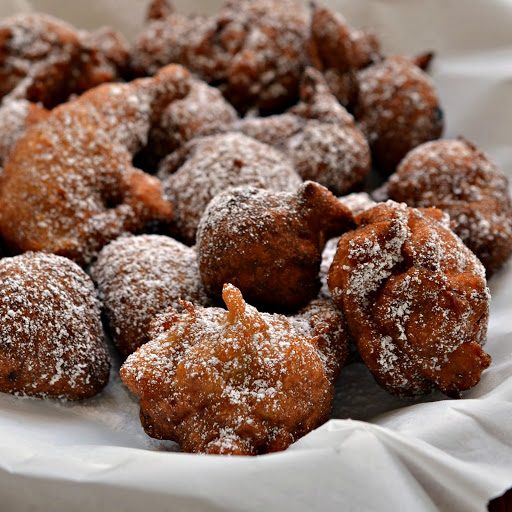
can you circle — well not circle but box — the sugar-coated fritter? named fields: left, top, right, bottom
left=287, top=298, right=349, bottom=383
left=0, top=64, right=190, bottom=266
left=236, top=68, right=371, bottom=196
left=0, top=13, right=129, bottom=107
left=158, top=131, right=302, bottom=245
left=91, top=234, right=212, bottom=357
left=131, top=0, right=308, bottom=113
left=197, top=181, right=355, bottom=312
left=120, top=283, right=348, bottom=455
left=383, top=138, right=512, bottom=276
left=328, top=201, right=491, bottom=398
left=354, top=56, right=444, bottom=174
left=318, top=193, right=377, bottom=301
left=0, top=252, right=110, bottom=400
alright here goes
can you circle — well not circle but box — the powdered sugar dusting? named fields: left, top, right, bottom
left=386, top=138, right=512, bottom=274
left=160, top=132, right=302, bottom=244
left=0, top=252, right=110, bottom=400
left=0, top=13, right=127, bottom=107
left=131, top=0, right=309, bottom=112
left=120, top=284, right=333, bottom=454
left=329, top=201, right=490, bottom=397
left=91, top=234, right=212, bottom=356
left=0, top=66, right=188, bottom=265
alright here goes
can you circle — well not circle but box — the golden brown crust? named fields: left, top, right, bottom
left=0, top=252, right=110, bottom=400
left=159, top=132, right=302, bottom=245
left=328, top=201, right=491, bottom=398
left=0, top=65, right=190, bottom=266
left=307, top=3, right=381, bottom=106
left=120, top=284, right=345, bottom=455
left=236, top=68, right=371, bottom=197
left=0, top=99, right=49, bottom=167
left=138, top=78, right=238, bottom=170
left=197, top=181, right=355, bottom=312
left=385, top=138, right=512, bottom=276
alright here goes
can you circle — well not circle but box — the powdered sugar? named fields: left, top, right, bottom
left=160, top=132, right=302, bottom=244
left=328, top=201, right=491, bottom=397
left=131, top=0, right=308, bottom=113
left=0, top=65, right=188, bottom=265
left=385, top=138, right=512, bottom=275
left=91, top=234, right=211, bottom=356
left=120, top=284, right=334, bottom=454
left=0, top=252, right=110, bottom=400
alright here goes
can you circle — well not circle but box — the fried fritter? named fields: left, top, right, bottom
left=91, top=234, right=212, bottom=357
left=0, top=252, right=110, bottom=400
left=197, top=181, right=355, bottom=312
left=328, top=201, right=491, bottom=398
left=0, top=64, right=190, bottom=265
left=0, top=13, right=128, bottom=108
left=383, top=138, right=512, bottom=276
left=131, top=0, right=308, bottom=113
left=236, top=68, right=371, bottom=197
left=158, top=131, right=302, bottom=245
left=120, top=283, right=348, bottom=455
left=138, top=78, right=238, bottom=170
left=354, top=56, right=444, bottom=174
left=307, top=3, right=381, bottom=106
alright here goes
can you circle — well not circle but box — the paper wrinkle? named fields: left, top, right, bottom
left=0, top=0, right=512, bottom=511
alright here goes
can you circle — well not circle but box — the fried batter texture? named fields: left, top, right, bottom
left=131, top=0, right=308, bottom=113
left=384, top=138, right=512, bottom=276
left=354, top=56, right=444, bottom=174
left=0, top=13, right=129, bottom=107
left=307, top=3, right=380, bottom=106
left=91, top=234, right=211, bottom=357
left=0, top=64, right=190, bottom=265
left=328, top=201, right=491, bottom=398
left=236, top=68, right=371, bottom=196
left=120, top=284, right=348, bottom=455
left=0, top=252, right=110, bottom=400
left=158, top=132, right=302, bottom=245
left=0, top=99, right=49, bottom=168
left=197, top=181, right=355, bottom=312
left=139, top=77, right=238, bottom=170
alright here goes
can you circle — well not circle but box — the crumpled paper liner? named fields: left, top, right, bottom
left=0, top=1, right=511, bottom=511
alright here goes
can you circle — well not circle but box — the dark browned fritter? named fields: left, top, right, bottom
left=197, top=181, right=355, bottom=312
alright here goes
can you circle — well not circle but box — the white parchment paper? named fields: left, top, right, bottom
left=0, top=1, right=511, bottom=511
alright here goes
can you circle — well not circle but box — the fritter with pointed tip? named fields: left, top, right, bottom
left=236, top=68, right=371, bottom=196
left=120, top=283, right=348, bottom=455
left=197, top=181, right=355, bottom=311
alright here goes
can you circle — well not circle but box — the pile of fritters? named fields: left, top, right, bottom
left=0, top=0, right=509, bottom=456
